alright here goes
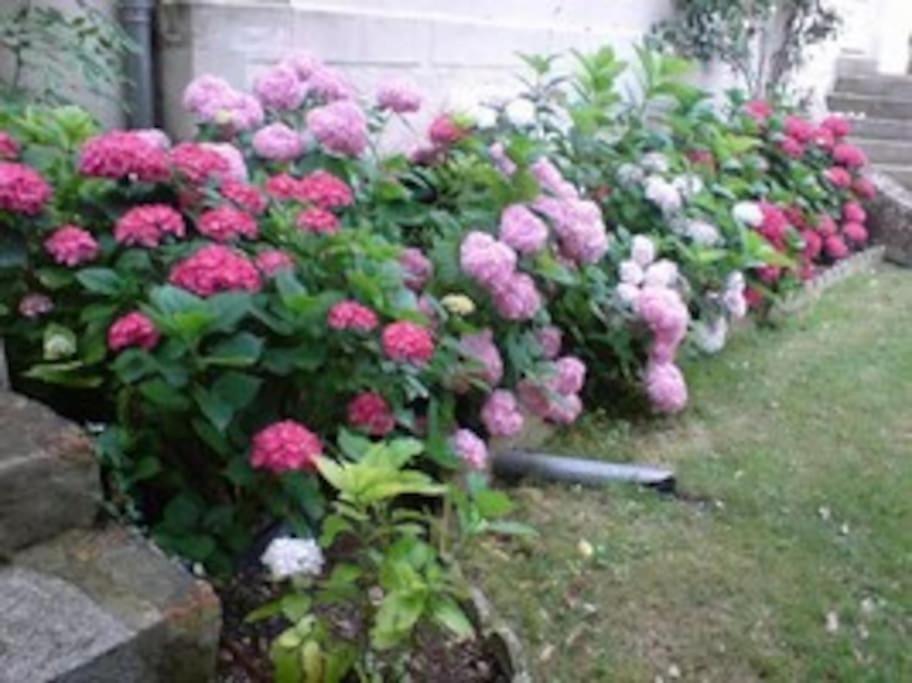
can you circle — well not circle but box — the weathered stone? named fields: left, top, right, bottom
left=10, top=526, right=221, bottom=682
left=865, top=171, right=912, bottom=266
left=0, top=391, right=100, bottom=554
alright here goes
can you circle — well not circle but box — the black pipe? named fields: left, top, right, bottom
left=118, top=0, right=156, bottom=128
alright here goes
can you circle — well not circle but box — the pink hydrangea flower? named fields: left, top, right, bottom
left=254, top=64, right=306, bottom=111
left=813, top=126, right=835, bottom=149
left=645, top=362, right=688, bottom=414
left=481, top=390, right=525, bottom=438
left=134, top=128, right=171, bottom=150
left=489, top=142, right=517, bottom=176
left=757, top=265, right=782, bottom=285
left=197, top=206, right=258, bottom=242
left=821, top=114, right=851, bottom=138
left=459, top=329, right=503, bottom=388
left=499, top=204, right=549, bottom=254
left=802, top=230, right=823, bottom=259
left=492, top=272, right=542, bottom=321
left=255, top=249, right=295, bottom=277
left=0, top=162, right=52, bottom=215
left=399, top=248, right=433, bottom=291
left=853, top=177, right=877, bottom=199
left=816, top=214, right=838, bottom=236
left=252, top=123, right=305, bottom=162
left=170, top=143, right=230, bottom=185
left=169, top=244, right=262, bottom=297
left=250, top=420, right=322, bottom=473
left=376, top=78, right=422, bottom=113
left=108, top=311, right=160, bottom=352
left=832, top=143, right=867, bottom=169
left=460, top=231, right=517, bottom=289
left=382, top=321, right=435, bottom=364
left=19, top=293, right=53, bottom=318
left=202, top=142, right=248, bottom=182
left=265, top=173, right=302, bottom=201
left=759, top=202, right=790, bottom=246
left=784, top=116, right=815, bottom=143
left=555, top=199, right=609, bottom=264
left=297, top=170, right=354, bottom=209
left=636, top=286, right=689, bottom=363
left=779, top=136, right=805, bottom=159
left=531, top=158, right=578, bottom=199
left=535, top=326, right=563, bottom=360
left=824, top=234, right=849, bottom=260
left=44, top=225, right=99, bottom=266
left=428, top=114, right=467, bottom=147
left=744, top=99, right=773, bottom=122
left=327, top=300, right=379, bottom=332
left=842, top=222, right=868, bottom=245
left=0, top=131, right=20, bottom=160
left=114, top=204, right=186, bottom=247
left=282, top=51, right=322, bottom=80
left=824, top=166, right=852, bottom=189
left=78, top=131, right=170, bottom=182
left=303, top=64, right=356, bottom=102
left=450, top=428, right=488, bottom=470
left=544, top=393, right=583, bottom=425
left=221, top=179, right=267, bottom=215
left=307, top=101, right=368, bottom=157
left=296, top=207, right=340, bottom=235
left=347, top=392, right=395, bottom=436
left=183, top=75, right=264, bottom=131
left=550, top=356, right=586, bottom=395
left=843, top=202, right=867, bottom=223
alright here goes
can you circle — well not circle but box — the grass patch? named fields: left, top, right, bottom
left=465, top=265, right=912, bottom=682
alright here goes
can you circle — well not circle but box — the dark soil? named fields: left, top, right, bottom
left=215, top=570, right=509, bottom=682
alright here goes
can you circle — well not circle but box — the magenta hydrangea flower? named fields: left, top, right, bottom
left=820, top=114, right=851, bottom=138
left=481, top=390, right=525, bottom=438
left=459, top=329, right=503, bottom=389
left=0, top=131, right=20, bottom=160
left=252, top=123, right=305, bottom=162
left=0, top=162, right=52, bottom=215
left=843, top=222, right=868, bottom=245
left=327, top=300, right=379, bottom=332
left=460, top=231, right=517, bottom=290
left=201, top=143, right=248, bottom=182
left=108, top=311, right=160, bottom=352
left=197, top=206, right=258, bottom=242
left=78, top=131, right=170, bottom=182
left=114, top=204, right=186, bottom=248
left=296, top=207, right=340, bottom=235
left=499, top=204, right=549, bottom=254
left=254, top=63, right=306, bottom=111
left=250, top=420, right=322, bottom=473
left=450, top=428, right=488, bottom=470
left=824, top=234, right=849, bottom=260
left=347, top=392, right=395, bottom=436
left=832, top=143, right=867, bottom=169
left=169, top=244, right=262, bottom=297
left=376, top=77, right=422, bottom=114
left=744, top=99, right=773, bottom=122
left=852, top=177, right=877, bottom=199
left=779, top=136, right=805, bottom=159
left=428, top=114, right=467, bottom=146
left=824, top=166, right=852, bottom=189
left=306, top=100, right=368, bottom=157
left=535, top=326, right=563, bottom=360
left=843, top=202, right=867, bottom=223
left=221, top=180, right=267, bottom=215
left=297, top=170, right=354, bottom=209
left=170, top=143, right=231, bottom=185
left=255, top=249, right=295, bottom=277
left=399, top=248, right=433, bottom=291
left=492, top=272, right=542, bottom=321
left=645, top=362, right=688, bottom=414
left=784, top=116, right=815, bottom=143
left=382, top=321, right=435, bottom=364
left=44, top=225, right=99, bottom=266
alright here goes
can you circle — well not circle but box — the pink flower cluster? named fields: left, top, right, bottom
left=327, top=300, right=379, bottom=332
left=255, top=249, right=295, bottom=277
left=182, top=75, right=264, bottom=131
left=252, top=122, right=305, bottom=162
left=250, top=420, right=322, bottom=473
left=499, top=204, right=549, bottom=254
left=636, top=286, right=690, bottom=414
left=645, top=361, right=688, bottom=415
left=297, top=207, right=340, bottom=235
left=169, top=244, right=262, bottom=297
left=254, top=64, right=306, bottom=111
left=202, top=143, right=248, bottom=182
left=382, top=321, right=435, bottom=364
left=197, top=206, right=259, bottom=242
left=457, top=330, right=504, bottom=390
left=450, top=428, right=488, bottom=470
left=459, top=231, right=542, bottom=322
left=44, top=225, right=99, bottom=266
left=306, top=101, right=368, bottom=157
left=170, top=143, right=231, bottom=185
left=19, top=293, right=53, bottom=318
left=347, top=392, right=395, bottom=436
left=481, top=389, right=524, bottom=437
left=0, top=162, right=52, bottom=215
left=0, top=131, right=20, bottom=160
left=376, top=78, right=422, bottom=114
left=78, top=131, right=170, bottom=182
left=108, top=312, right=160, bottom=352
left=221, top=180, right=267, bottom=215
left=400, top=248, right=433, bottom=291
left=115, top=204, right=186, bottom=248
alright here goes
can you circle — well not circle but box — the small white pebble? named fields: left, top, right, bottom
left=818, top=506, right=832, bottom=521
left=668, top=664, right=681, bottom=678
left=826, top=611, right=840, bottom=633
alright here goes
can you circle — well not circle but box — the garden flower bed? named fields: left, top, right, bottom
left=0, top=44, right=881, bottom=681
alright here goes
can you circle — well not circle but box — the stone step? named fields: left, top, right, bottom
left=873, top=163, right=912, bottom=189
left=0, top=391, right=100, bottom=554
left=835, top=56, right=878, bottom=78
left=850, top=137, right=912, bottom=164
left=834, top=74, right=912, bottom=100
left=846, top=117, right=912, bottom=141
left=828, top=93, right=912, bottom=120
left=1, top=526, right=221, bottom=683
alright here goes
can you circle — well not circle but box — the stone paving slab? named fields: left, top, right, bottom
left=0, top=391, right=100, bottom=554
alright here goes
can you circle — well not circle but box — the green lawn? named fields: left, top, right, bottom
left=466, top=265, right=912, bottom=682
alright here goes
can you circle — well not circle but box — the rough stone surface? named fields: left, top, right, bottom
left=865, top=172, right=912, bottom=265
left=0, top=390, right=100, bottom=554
left=9, top=526, right=221, bottom=682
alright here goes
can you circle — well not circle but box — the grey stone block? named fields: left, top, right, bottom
left=0, top=391, right=100, bottom=554
left=835, top=74, right=912, bottom=100
left=849, top=138, right=912, bottom=165
left=847, top=117, right=912, bottom=141
left=6, top=526, right=221, bottom=682
left=872, top=163, right=912, bottom=190
left=828, top=93, right=912, bottom=120
left=864, top=171, right=912, bottom=266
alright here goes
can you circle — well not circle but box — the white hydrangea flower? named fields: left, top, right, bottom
left=619, top=259, right=645, bottom=285
left=726, top=271, right=746, bottom=293
left=732, top=201, right=763, bottom=227
left=723, top=287, right=747, bottom=319
left=505, top=98, right=536, bottom=127
left=617, top=163, right=645, bottom=187
left=672, top=174, right=704, bottom=199
left=685, top=219, right=721, bottom=246
left=466, top=103, right=498, bottom=129
left=641, top=151, right=670, bottom=174
left=692, top=316, right=728, bottom=354
left=644, top=175, right=683, bottom=214
left=261, top=537, right=324, bottom=581
left=631, top=234, right=657, bottom=267
left=643, top=259, right=679, bottom=288
left=615, top=282, right=641, bottom=307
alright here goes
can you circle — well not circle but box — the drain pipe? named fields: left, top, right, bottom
left=493, top=451, right=676, bottom=493
left=118, top=0, right=156, bottom=128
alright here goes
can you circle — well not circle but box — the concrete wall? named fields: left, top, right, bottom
left=0, top=0, right=125, bottom=128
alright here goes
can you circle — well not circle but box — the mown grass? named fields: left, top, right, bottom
left=465, top=265, right=912, bottom=682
